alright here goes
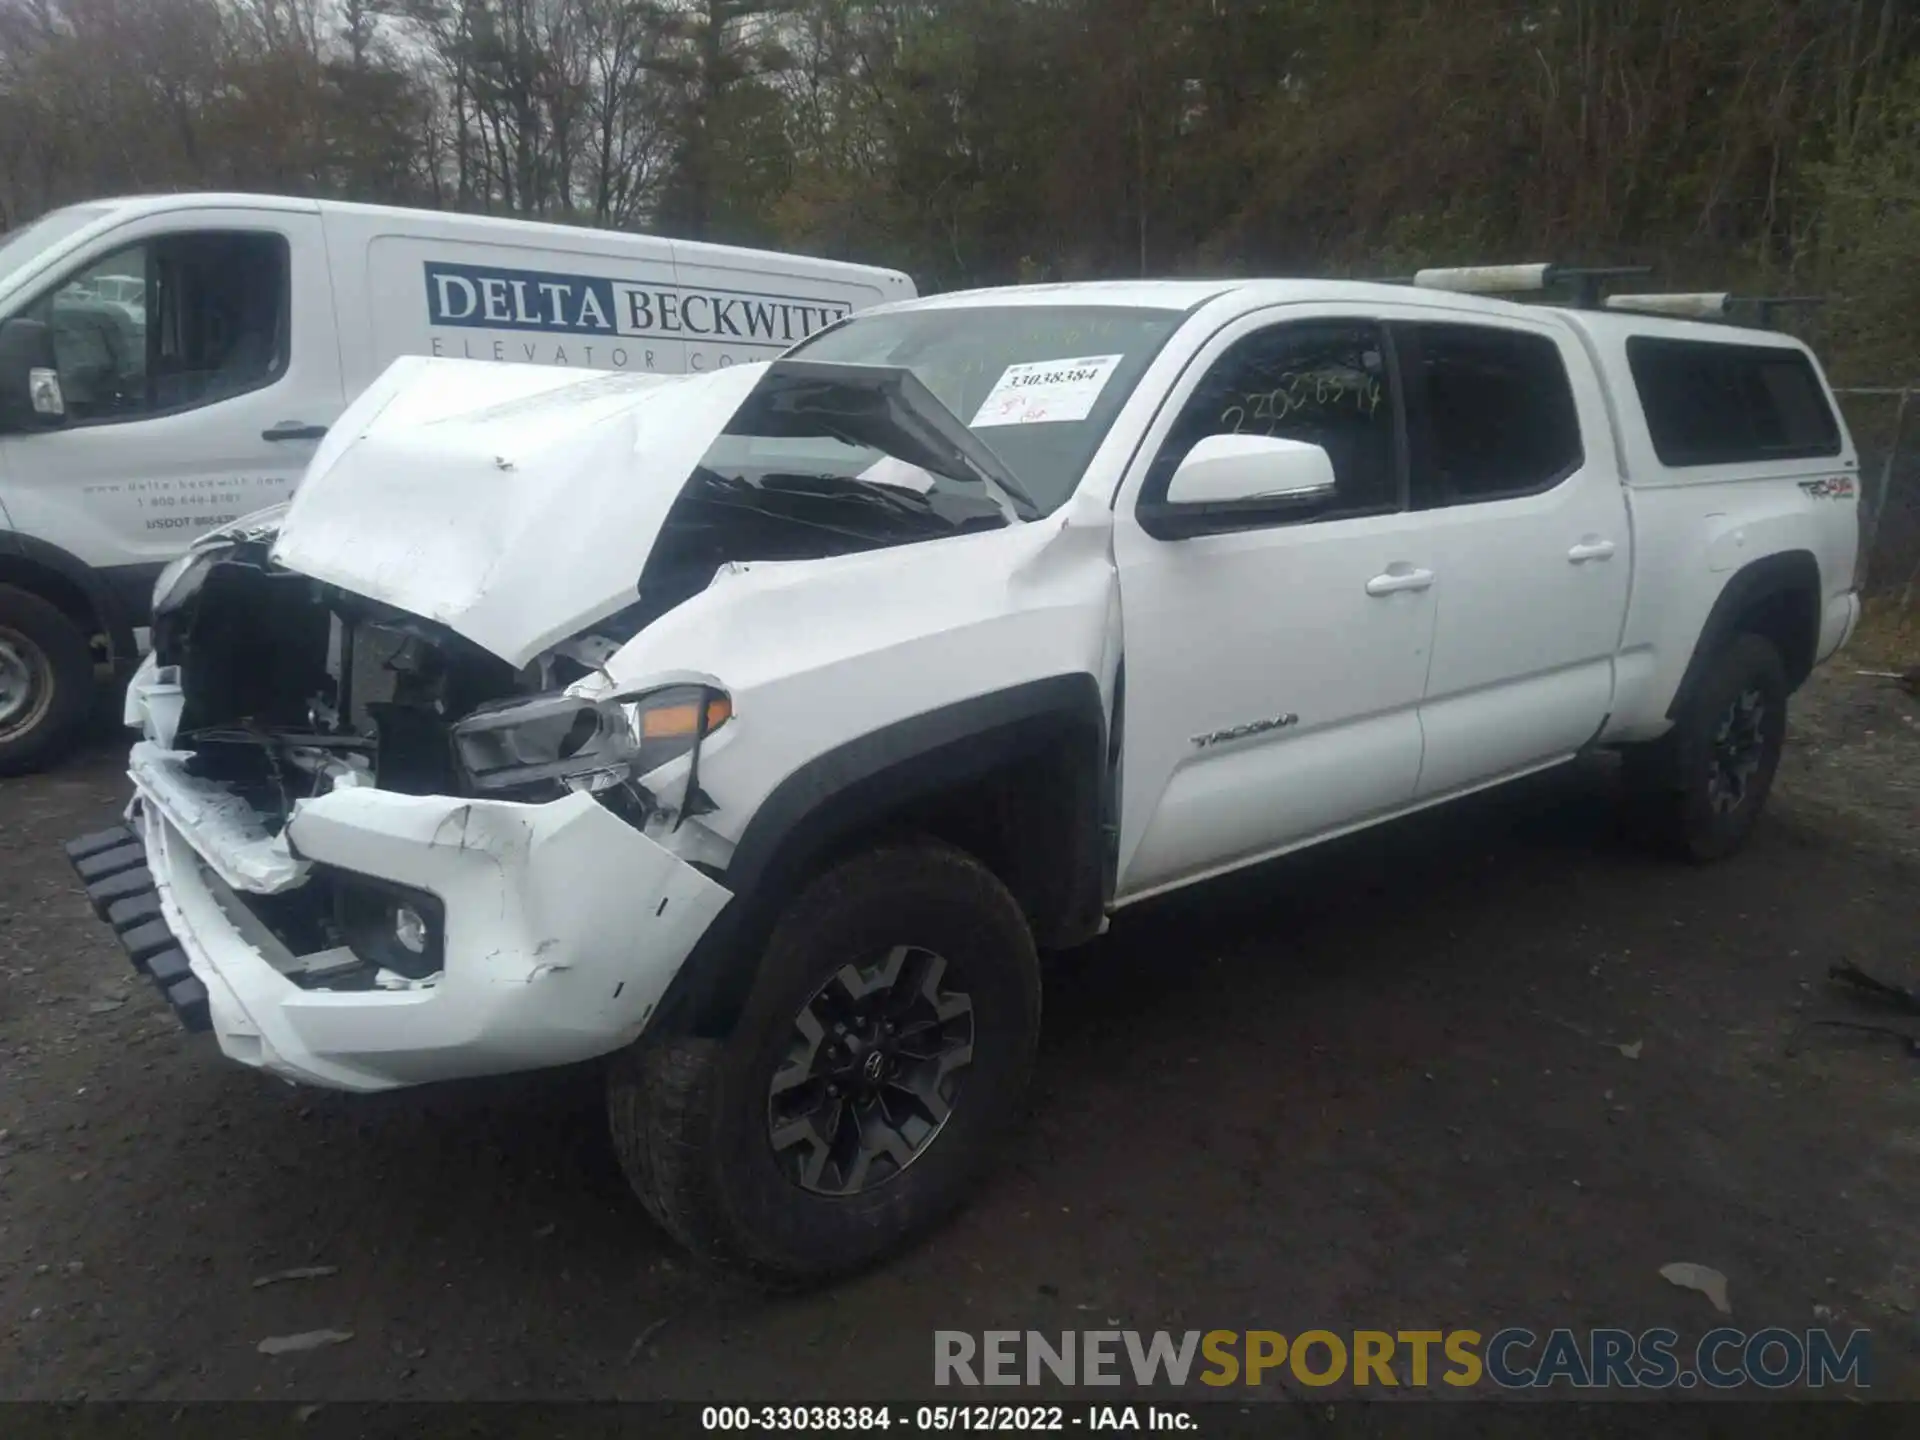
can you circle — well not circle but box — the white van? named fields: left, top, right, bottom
left=0, top=193, right=915, bottom=773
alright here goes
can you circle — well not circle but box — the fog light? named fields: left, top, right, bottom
left=394, top=905, right=428, bottom=955
left=331, top=873, right=445, bottom=981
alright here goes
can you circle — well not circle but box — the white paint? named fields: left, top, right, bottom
left=1413, top=263, right=1553, bottom=294
left=118, top=272, right=1866, bottom=1091
left=135, top=766, right=730, bottom=1092
left=1603, top=293, right=1733, bottom=319
left=971, top=354, right=1122, bottom=427
left=129, top=738, right=307, bottom=894
left=1162, top=433, right=1336, bottom=507
left=1400, top=309, right=1632, bottom=796
left=271, top=358, right=767, bottom=668
left=0, top=190, right=913, bottom=616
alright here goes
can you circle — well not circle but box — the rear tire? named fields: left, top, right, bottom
left=608, top=839, right=1041, bottom=1284
left=1621, top=632, right=1788, bottom=862
left=0, top=583, right=95, bottom=777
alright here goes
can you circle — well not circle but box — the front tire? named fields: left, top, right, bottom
left=1621, top=632, right=1789, bottom=862
left=0, top=584, right=96, bottom=777
left=608, top=839, right=1042, bottom=1284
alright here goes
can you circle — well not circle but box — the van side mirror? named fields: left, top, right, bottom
left=1139, top=433, right=1338, bottom=539
left=0, top=317, right=65, bottom=433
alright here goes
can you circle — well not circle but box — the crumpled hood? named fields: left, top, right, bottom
left=270, top=354, right=1032, bottom=670
left=270, top=357, right=768, bottom=669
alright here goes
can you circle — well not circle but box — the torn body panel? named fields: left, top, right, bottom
left=114, top=354, right=1123, bottom=1091
left=267, top=356, right=1035, bottom=670
left=128, top=694, right=731, bottom=1091
left=591, top=485, right=1124, bottom=863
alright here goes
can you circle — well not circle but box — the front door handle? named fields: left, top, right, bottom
left=262, top=421, right=328, bottom=442
left=1365, top=566, right=1434, bottom=596
left=1568, top=537, right=1617, bottom=563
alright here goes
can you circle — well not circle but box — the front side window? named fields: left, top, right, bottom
left=1399, top=322, right=1583, bottom=504
left=1626, top=336, right=1841, bottom=467
left=787, top=304, right=1186, bottom=515
left=1143, top=319, right=1400, bottom=524
left=25, top=230, right=289, bottom=425
left=36, top=246, right=148, bottom=422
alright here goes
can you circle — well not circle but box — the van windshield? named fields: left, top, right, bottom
left=788, top=304, right=1187, bottom=515
left=0, top=205, right=110, bottom=294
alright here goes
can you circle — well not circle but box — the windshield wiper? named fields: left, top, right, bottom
left=761, top=472, right=934, bottom=518
left=744, top=361, right=1046, bottom=521
left=683, top=470, right=928, bottom=545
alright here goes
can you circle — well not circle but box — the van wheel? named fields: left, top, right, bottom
left=0, top=584, right=95, bottom=777
left=1621, top=632, right=1788, bottom=862
left=608, top=839, right=1041, bottom=1284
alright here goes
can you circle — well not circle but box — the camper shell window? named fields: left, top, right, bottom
left=1626, top=336, right=1841, bottom=468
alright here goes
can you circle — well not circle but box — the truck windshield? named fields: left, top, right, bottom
left=0, top=205, right=110, bottom=295
left=788, top=304, right=1186, bottom=515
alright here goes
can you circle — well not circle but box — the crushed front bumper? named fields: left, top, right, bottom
left=68, top=749, right=731, bottom=1092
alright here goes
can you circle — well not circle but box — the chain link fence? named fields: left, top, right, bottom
left=1834, top=386, right=1918, bottom=611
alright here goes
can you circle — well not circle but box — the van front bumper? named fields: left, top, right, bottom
left=69, top=747, right=730, bottom=1093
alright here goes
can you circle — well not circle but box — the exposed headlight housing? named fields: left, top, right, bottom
left=451, top=683, right=732, bottom=796
left=150, top=549, right=203, bottom=614
left=150, top=502, right=292, bottom=616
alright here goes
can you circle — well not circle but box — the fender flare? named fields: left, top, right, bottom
left=1665, top=549, right=1821, bottom=721
left=0, top=528, right=141, bottom=664
left=657, top=673, right=1111, bottom=1037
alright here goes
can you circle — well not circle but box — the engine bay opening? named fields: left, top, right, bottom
left=152, top=536, right=539, bottom=829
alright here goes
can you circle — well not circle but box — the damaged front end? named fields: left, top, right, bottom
left=87, top=523, right=736, bottom=1090
left=77, top=355, right=1026, bottom=1090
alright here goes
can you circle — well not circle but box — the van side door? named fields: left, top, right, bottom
left=1391, top=315, right=1631, bottom=797
left=0, top=207, right=343, bottom=622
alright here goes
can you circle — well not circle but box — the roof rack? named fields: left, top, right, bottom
left=1602, top=293, right=1826, bottom=326
left=1377, top=263, right=1652, bottom=308
left=1371, top=263, right=1824, bottom=327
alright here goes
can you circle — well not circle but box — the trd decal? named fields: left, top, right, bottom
left=1798, top=476, right=1857, bottom=499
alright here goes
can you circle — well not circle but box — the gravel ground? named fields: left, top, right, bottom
left=1, top=664, right=1918, bottom=1403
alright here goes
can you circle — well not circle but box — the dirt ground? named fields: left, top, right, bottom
left=2, top=661, right=1918, bottom=1405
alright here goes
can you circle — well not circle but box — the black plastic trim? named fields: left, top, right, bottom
left=74, top=841, right=146, bottom=881
left=97, top=561, right=165, bottom=634
left=0, top=529, right=143, bottom=664
left=661, top=673, right=1110, bottom=1036
left=1665, top=550, right=1822, bottom=720
left=65, top=825, right=136, bottom=861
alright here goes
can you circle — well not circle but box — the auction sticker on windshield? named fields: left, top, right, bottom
left=972, top=354, right=1122, bottom=427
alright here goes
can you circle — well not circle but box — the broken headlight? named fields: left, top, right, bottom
left=451, top=684, right=732, bottom=795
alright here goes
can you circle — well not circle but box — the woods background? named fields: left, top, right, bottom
left=1, top=0, right=1916, bottom=606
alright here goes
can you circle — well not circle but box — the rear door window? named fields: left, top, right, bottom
left=1397, top=322, right=1584, bottom=506
left=1626, top=337, right=1841, bottom=467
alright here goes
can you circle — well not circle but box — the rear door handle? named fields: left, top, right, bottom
left=1365, top=566, right=1434, bottom=596
left=262, top=421, right=328, bottom=442
left=1568, top=538, right=1617, bottom=563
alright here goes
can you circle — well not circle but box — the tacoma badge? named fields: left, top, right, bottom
left=1192, top=714, right=1299, bottom=748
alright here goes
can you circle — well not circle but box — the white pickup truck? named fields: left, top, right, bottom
left=65, top=275, right=1862, bottom=1282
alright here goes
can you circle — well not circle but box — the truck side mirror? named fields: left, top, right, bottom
left=0, top=317, right=65, bottom=433
left=1164, top=433, right=1336, bottom=507
left=1139, top=432, right=1339, bottom=539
